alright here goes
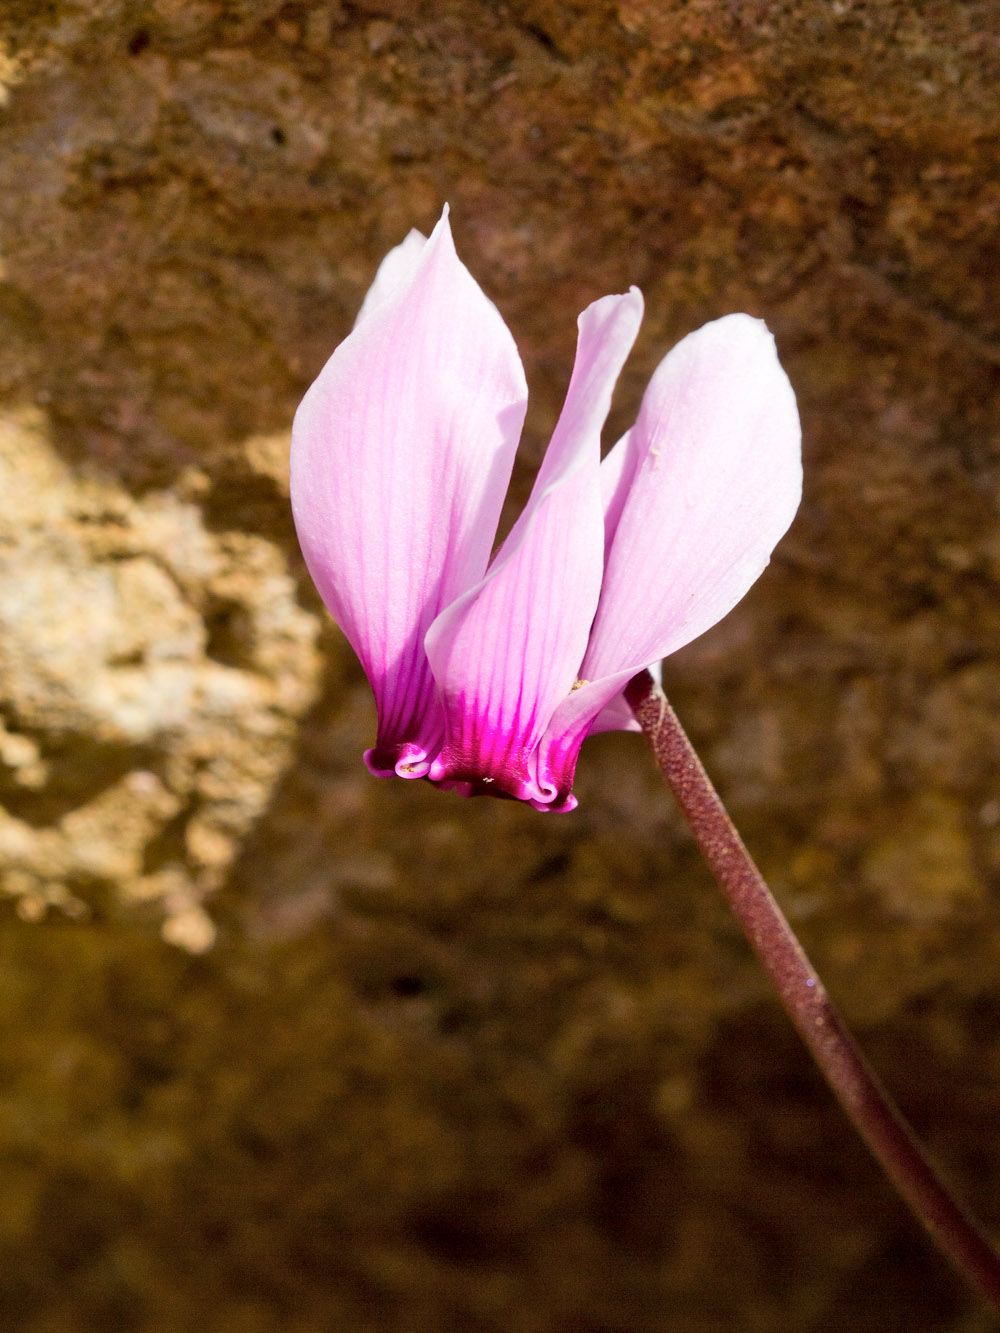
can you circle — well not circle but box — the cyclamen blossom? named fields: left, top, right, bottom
left=291, top=207, right=801, bottom=812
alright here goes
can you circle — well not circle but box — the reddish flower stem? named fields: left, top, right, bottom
left=624, top=668, right=1000, bottom=1313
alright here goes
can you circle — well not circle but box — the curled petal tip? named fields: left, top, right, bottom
left=529, top=792, right=578, bottom=814
left=364, top=742, right=434, bottom=780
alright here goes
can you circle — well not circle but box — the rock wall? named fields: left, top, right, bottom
left=1, top=2, right=998, bottom=1329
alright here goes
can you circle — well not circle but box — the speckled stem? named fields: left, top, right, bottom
left=624, top=667, right=1000, bottom=1314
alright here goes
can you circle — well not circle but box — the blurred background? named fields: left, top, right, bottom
left=0, top=2, right=998, bottom=1329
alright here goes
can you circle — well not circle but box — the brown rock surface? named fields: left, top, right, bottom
left=0, top=1, right=999, bottom=1329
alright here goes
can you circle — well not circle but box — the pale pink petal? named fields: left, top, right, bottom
left=354, top=228, right=427, bottom=327
left=538, top=314, right=801, bottom=769
left=586, top=313, right=801, bottom=678
left=425, top=289, right=644, bottom=808
left=290, top=206, right=528, bottom=777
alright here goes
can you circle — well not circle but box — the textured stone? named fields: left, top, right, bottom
left=0, top=2, right=999, bottom=1330
left=0, top=407, right=321, bottom=947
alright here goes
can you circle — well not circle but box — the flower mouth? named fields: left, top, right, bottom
left=431, top=776, right=520, bottom=802
left=428, top=751, right=528, bottom=800
left=430, top=770, right=575, bottom=813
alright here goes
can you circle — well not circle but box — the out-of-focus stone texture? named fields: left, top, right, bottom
left=0, top=0, right=998, bottom=1328
left=0, top=407, right=321, bottom=949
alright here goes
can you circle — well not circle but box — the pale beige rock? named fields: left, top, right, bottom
left=0, top=407, right=321, bottom=943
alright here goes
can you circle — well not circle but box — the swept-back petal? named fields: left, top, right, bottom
left=425, top=289, right=644, bottom=808
left=539, top=313, right=801, bottom=768
left=290, top=207, right=528, bottom=776
left=588, top=313, right=801, bottom=678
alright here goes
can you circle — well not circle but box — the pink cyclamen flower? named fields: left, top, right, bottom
left=291, top=206, right=801, bottom=812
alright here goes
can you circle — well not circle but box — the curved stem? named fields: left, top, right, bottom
left=624, top=668, right=1000, bottom=1313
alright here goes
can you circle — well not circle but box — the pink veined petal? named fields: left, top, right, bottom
left=539, top=313, right=801, bottom=767
left=425, top=288, right=645, bottom=809
left=354, top=228, right=427, bottom=327
left=290, top=206, right=528, bottom=778
left=589, top=313, right=801, bottom=676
